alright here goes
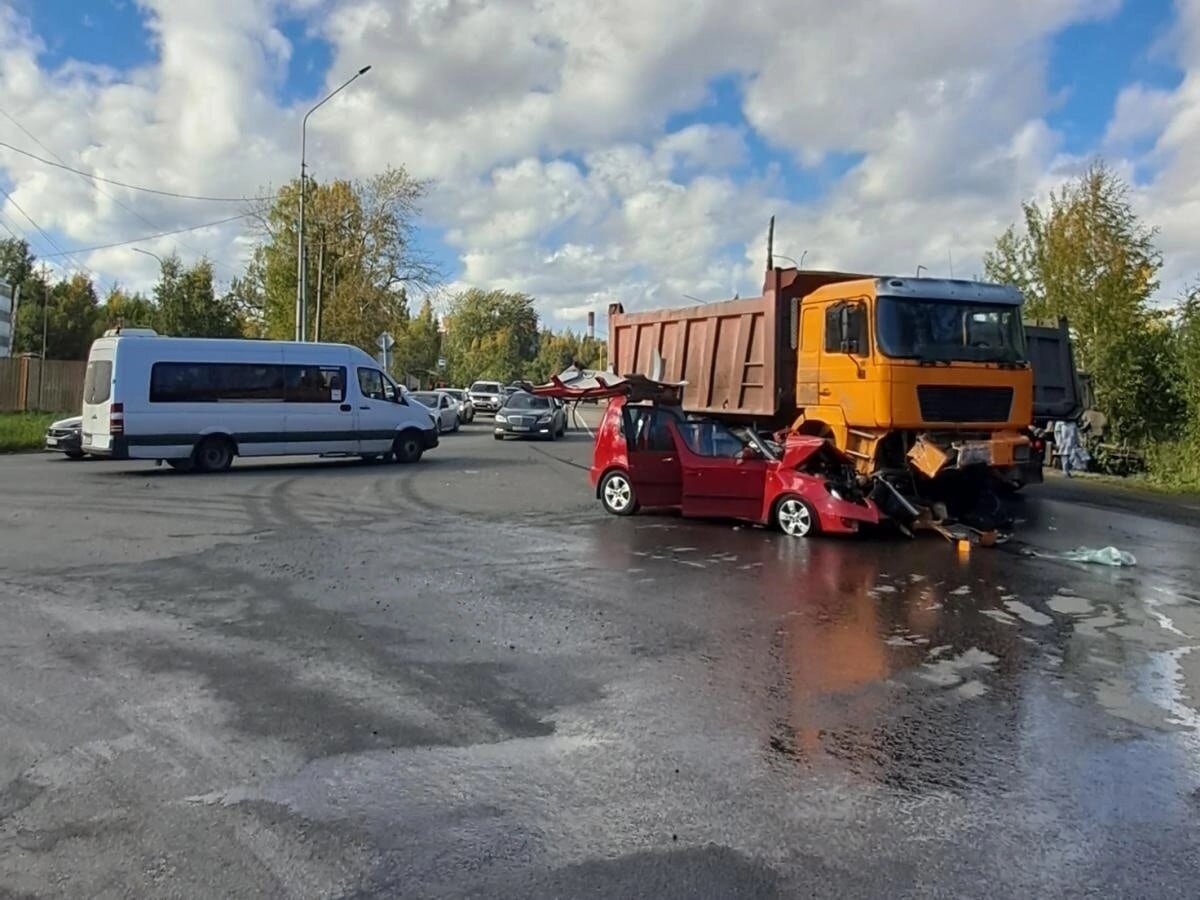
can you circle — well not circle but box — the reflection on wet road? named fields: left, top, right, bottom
left=578, top=496, right=1200, bottom=895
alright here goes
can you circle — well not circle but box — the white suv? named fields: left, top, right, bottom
left=468, top=380, right=504, bottom=413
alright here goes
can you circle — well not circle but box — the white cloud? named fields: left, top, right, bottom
left=4, top=0, right=1190, bottom=328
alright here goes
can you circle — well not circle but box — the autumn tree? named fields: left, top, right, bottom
left=442, top=289, right=538, bottom=386
left=96, top=284, right=156, bottom=334
left=246, top=168, right=437, bottom=352
left=525, top=329, right=606, bottom=383
left=984, top=161, right=1183, bottom=442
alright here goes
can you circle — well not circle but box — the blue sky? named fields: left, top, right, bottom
left=2, top=0, right=1198, bottom=317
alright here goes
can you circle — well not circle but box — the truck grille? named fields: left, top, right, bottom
left=918, top=386, right=1013, bottom=423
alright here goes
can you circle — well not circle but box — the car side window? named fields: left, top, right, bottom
left=357, top=368, right=386, bottom=401
left=623, top=407, right=674, bottom=452
left=677, top=422, right=745, bottom=457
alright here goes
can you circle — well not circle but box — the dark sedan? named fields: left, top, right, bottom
left=493, top=392, right=567, bottom=441
left=44, top=415, right=86, bottom=459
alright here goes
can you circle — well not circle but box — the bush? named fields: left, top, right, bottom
left=1145, top=435, right=1200, bottom=492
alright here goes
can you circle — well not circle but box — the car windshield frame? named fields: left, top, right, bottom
left=505, top=393, right=550, bottom=411
left=875, top=295, right=1028, bottom=364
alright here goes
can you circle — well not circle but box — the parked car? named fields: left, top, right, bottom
left=411, top=391, right=460, bottom=433
left=468, top=380, right=504, bottom=413
left=494, top=392, right=567, bottom=441
left=441, top=388, right=475, bottom=423
left=588, top=397, right=879, bottom=537
left=44, top=415, right=86, bottom=459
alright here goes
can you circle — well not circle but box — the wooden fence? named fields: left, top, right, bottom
left=0, top=357, right=86, bottom=413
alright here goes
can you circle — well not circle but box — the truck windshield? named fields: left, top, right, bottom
left=875, top=296, right=1027, bottom=363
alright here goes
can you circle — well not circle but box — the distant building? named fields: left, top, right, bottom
left=0, top=280, right=13, bottom=358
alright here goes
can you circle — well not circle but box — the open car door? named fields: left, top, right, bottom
left=670, top=420, right=767, bottom=522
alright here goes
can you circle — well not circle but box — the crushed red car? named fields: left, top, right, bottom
left=528, top=369, right=878, bottom=537
left=588, top=397, right=879, bottom=536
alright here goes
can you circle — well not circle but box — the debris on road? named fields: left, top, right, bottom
left=1022, top=545, right=1137, bottom=567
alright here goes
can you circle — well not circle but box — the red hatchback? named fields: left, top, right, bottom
left=589, top=398, right=880, bottom=537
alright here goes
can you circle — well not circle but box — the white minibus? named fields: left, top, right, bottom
left=81, top=330, right=438, bottom=471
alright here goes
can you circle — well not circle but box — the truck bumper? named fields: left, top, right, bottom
left=908, top=431, right=1031, bottom=479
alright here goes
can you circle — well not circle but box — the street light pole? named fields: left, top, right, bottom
left=132, top=247, right=165, bottom=267
left=297, top=64, right=372, bottom=342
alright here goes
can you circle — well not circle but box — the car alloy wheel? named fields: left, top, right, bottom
left=776, top=496, right=815, bottom=537
left=601, top=471, right=637, bottom=516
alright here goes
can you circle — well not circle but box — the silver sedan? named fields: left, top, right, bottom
left=411, top=391, right=461, bottom=433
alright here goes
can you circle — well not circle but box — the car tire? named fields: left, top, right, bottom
left=774, top=495, right=817, bottom=538
left=194, top=436, right=235, bottom=473
left=600, top=470, right=639, bottom=516
left=493, top=432, right=504, bottom=441
left=65, top=450, right=86, bottom=460
left=452, top=416, right=461, bottom=433
left=394, top=432, right=424, bottom=464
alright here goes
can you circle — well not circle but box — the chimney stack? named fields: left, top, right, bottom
left=587, top=311, right=595, bottom=340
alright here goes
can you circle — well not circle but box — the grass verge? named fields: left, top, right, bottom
left=0, top=412, right=65, bottom=453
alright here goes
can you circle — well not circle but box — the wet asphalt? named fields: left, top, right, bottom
left=1, top=420, right=1198, bottom=898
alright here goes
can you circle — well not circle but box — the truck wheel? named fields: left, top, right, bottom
left=775, top=496, right=816, bottom=538
left=394, top=433, right=423, bottom=464
left=194, top=436, right=235, bottom=473
left=600, top=471, right=638, bottom=516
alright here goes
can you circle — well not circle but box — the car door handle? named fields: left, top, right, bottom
left=359, top=405, right=371, bottom=410
left=340, top=404, right=352, bottom=412
left=818, top=388, right=832, bottom=396
left=662, top=457, right=675, bottom=463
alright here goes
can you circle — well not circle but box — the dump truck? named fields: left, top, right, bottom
left=606, top=261, right=1060, bottom=527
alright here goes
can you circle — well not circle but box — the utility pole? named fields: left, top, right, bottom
left=38, top=263, right=49, bottom=412
left=313, top=240, right=325, bottom=343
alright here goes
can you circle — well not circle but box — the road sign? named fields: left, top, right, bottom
left=437, top=357, right=446, bottom=370
left=377, top=331, right=395, bottom=351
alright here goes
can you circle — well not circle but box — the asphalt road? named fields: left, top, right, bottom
left=2, top=422, right=1199, bottom=898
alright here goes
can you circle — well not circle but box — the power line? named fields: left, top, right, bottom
left=0, top=185, right=96, bottom=279
left=0, top=108, right=250, bottom=276
left=40, top=213, right=252, bottom=257
left=0, top=139, right=275, bottom=203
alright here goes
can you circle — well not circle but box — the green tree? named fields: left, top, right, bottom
left=13, top=272, right=100, bottom=359
left=0, top=237, right=35, bottom=293
left=1176, top=284, right=1200, bottom=435
left=984, top=161, right=1181, bottom=442
left=395, top=297, right=441, bottom=382
left=154, top=256, right=240, bottom=338
left=442, top=289, right=539, bottom=386
left=247, top=168, right=436, bottom=350
left=96, top=284, right=156, bottom=334
left=1, top=238, right=40, bottom=353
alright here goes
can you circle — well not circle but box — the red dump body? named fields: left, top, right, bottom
left=607, top=268, right=868, bottom=423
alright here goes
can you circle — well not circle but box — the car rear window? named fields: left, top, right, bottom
left=83, top=360, right=113, bottom=404
left=470, top=382, right=500, bottom=393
